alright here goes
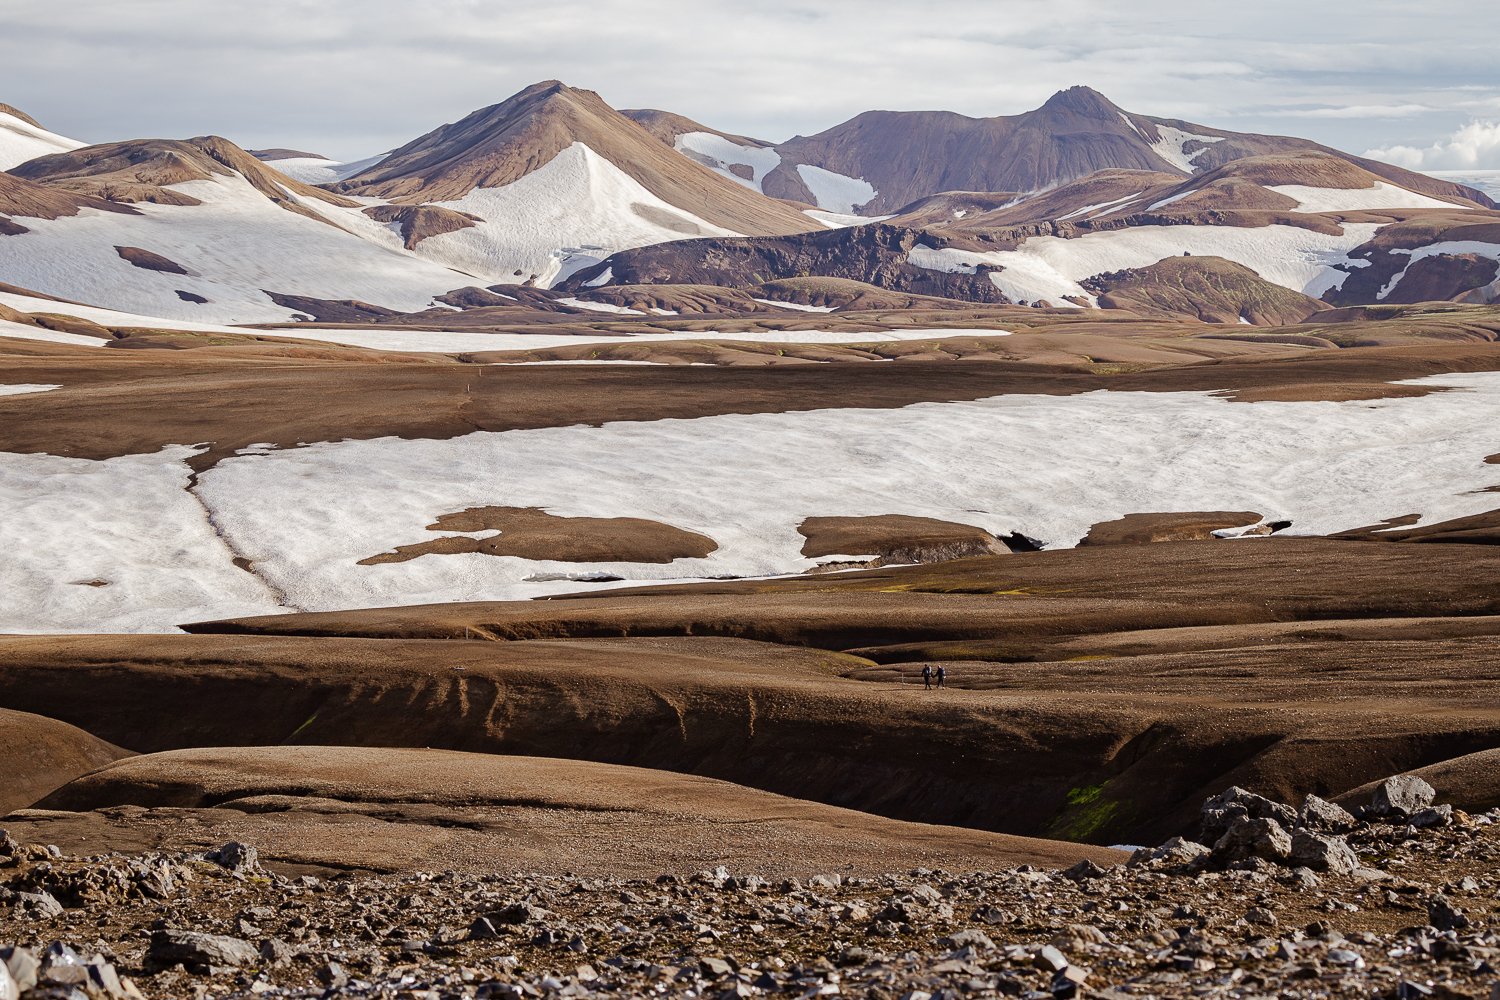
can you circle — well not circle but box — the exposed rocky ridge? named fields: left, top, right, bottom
left=331, top=81, right=815, bottom=237
left=561, top=224, right=1011, bottom=301
left=0, top=103, right=45, bottom=130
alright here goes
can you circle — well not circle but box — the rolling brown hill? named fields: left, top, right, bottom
left=332, top=81, right=817, bottom=237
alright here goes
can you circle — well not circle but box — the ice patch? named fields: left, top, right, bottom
left=1267, top=182, right=1464, bottom=214
left=1150, top=125, right=1226, bottom=173
left=0, top=318, right=108, bottom=347
left=0, top=110, right=84, bottom=171
left=554, top=297, right=646, bottom=316
left=753, top=299, right=838, bottom=313
left=805, top=209, right=894, bottom=229
left=261, top=151, right=390, bottom=186
left=675, top=132, right=781, bottom=193
left=1058, top=192, right=1142, bottom=221
left=796, top=164, right=877, bottom=214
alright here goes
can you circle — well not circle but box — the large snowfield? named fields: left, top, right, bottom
left=4, top=373, right=1500, bottom=632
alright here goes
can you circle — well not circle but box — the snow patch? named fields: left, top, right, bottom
left=795, top=164, right=877, bottom=214
left=554, top=297, right=646, bottom=316
left=1267, top=182, right=1464, bottom=214
left=675, top=132, right=781, bottom=193
left=753, top=298, right=838, bottom=313
left=0, top=318, right=108, bottom=347
left=0, top=110, right=84, bottom=171
left=261, top=151, right=390, bottom=186
left=0, top=383, right=61, bottom=396
left=912, top=223, right=1383, bottom=304
left=422, top=143, right=737, bottom=288
left=805, top=209, right=894, bottom=229
left=1377, top=240, right=1500, bottom=300
left=1149, top=125, right=1226, bottom=173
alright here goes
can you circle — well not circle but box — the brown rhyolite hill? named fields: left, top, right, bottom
left=637, top=85, right=1493, bottom=215
left=1082, top=257, right=1331, bottom=325
left=13, top=135, right=359, bottom=217
left=332, top=81, right=817, bottom=238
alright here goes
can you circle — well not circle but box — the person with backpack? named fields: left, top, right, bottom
left=936, top=664, right=946, bottom=689
left=921, top=664, right=933, bottom=690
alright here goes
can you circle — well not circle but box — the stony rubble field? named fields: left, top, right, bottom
left=4, top=777, right=1499, bottom=1000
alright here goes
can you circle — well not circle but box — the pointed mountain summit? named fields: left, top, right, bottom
left=334, top=81, right=815, bottom=237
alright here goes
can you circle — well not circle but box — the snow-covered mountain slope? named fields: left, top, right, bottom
left=410, top=141, right=738, bottom=286
left=1, top=137, right=478, bottom=323
left=0, top=104, right=83, bottom=171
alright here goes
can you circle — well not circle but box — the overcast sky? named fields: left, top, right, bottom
left=5, top=0, right=1499, bottom=170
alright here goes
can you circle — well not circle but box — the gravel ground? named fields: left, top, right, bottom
left=4, top=781, right=1499, bottom=1000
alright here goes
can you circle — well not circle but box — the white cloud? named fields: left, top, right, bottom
left=1280, top=104, right=1432, bottom=120
left=1365, top=121, right=1500, bottom=170
left=2, top=0, right=1498, bottom=161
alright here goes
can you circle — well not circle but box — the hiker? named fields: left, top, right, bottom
left=936, top=664, right=946, bottom=689
left=921, top=664, right=932, bottom=690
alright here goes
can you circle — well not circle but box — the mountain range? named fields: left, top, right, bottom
left=1, top=81, right=1498, bottom=325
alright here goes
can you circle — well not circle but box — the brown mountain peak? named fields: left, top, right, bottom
left=1038, top=86, right=1123, bottom=118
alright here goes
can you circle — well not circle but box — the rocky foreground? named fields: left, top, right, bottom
left=3, top=778, right=1498, bottom=1000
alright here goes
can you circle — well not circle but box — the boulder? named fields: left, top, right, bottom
left=1129, top=837, right=1210, bottom=869
left=1370, top=776, right=1436, bottom=818
left=0, top=948, right=38, bottom=994
left=147, top=929, right=260, bottom=970
left=1409, top=804, right=1453, bottom=829
left=1212, top=817, right=1292, bottom=864
left=1289, top=831, right=1359, bottom=875
left=202, top=842, right=262, bottom=876
left=1201, top=787, right=1298, bottom=844
left=1298, top=794, right=1356, bottom=832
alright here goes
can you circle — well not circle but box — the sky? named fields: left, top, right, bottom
left=4, top=0, right=1499, bottom=172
